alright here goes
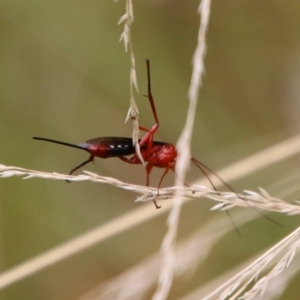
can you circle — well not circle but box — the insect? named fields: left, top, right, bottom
left=32, top=136, right=138, bottom=176
left=33, top=60, right=234, bottom=209
left=33, top=60, right=282, bottom=232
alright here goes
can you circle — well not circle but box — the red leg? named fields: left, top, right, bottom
left=157, top=165, right=174, bottom=191
left=119, top=158, right=160, bottom=209
left=145, top=163, right=153, bottom=186
left=139, top=59, right=160, bottom=152
left=146, top=163, right=161, bottom=209
left=118, top=155, right=142, bottom=165
left=145, top=59, right=159, bottom=126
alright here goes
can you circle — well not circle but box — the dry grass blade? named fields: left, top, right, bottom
left=199, top=227, right=300, bottom=300
left=2, top=134, right=300, bottom=215
left=178, top=240, right=300, bottom=300
left=152, top=1, right=211, bottom=299
left=118, top=0, right=144, bottom=164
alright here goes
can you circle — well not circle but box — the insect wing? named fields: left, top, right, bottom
left=80, top=137, right=136, bottom=157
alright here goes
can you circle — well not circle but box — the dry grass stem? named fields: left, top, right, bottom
left=153, top=1, right=211, bottom=299
left=118, top=0, right=144, bottom=164
left=201, top=227, right=300, bottom=300
left=178, top=243, right=300, bottom=300
left=1, top=164, right=300, bottom=216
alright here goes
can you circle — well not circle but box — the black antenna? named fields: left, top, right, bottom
left=33, top=137, right=88, bottom=152
left=191, top=157, right=283, bottom=228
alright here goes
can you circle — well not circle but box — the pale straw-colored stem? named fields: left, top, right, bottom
left=202, top=227, right=300, bottom=300
left=0, top=165, right=299, bottom=216
left=118, top=0, right=144, bottom=164
left=152, top=1, right=211, bottom=299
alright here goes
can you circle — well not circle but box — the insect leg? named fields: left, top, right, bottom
left=146, top=163, right=161, bottom=209
left=67, top=155, right=94, bottom=183
left=139, top=59, right=159, bottom=150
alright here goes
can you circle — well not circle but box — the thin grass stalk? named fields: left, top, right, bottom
left=118, top=0, right=144, bottom=164
left=152, top=1, right=211, bottom=299
left=201, top=227, right=300, bottom=300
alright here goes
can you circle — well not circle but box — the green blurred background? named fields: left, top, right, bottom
left=1, top=1, right=300, bottom=299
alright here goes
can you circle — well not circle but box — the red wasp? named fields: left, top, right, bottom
left=33, top=60, right=233, bottom=209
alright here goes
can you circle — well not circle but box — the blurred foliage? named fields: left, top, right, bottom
left=1, top=1, right=300, bottom=299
